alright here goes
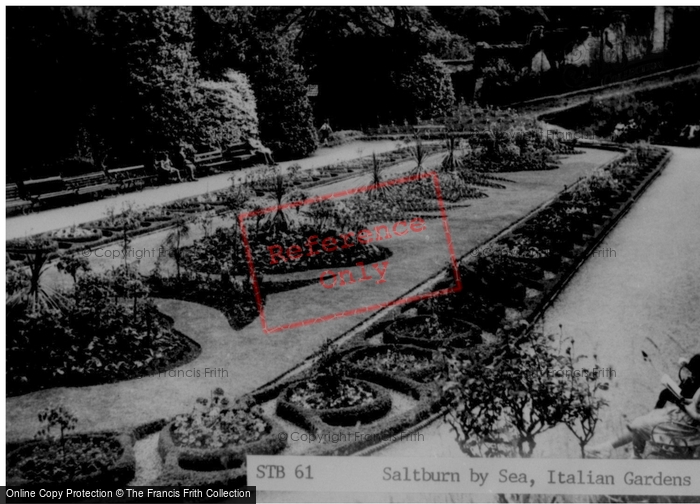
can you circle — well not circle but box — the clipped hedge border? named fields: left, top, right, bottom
left=7, top=432, right=135, bottom=486
left=342, top=343, right=444, bottom=384
left=157, top=413, right=286, bottom=473
left=384, top=314, right=483, bottom=350
left=277, top=378, right=392, bottom=428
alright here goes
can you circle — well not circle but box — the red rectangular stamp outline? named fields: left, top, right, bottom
left=237, top=171, right=462, bottom=334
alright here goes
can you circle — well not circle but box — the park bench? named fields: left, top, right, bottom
left=108, top=165, right=157, bottom=192
left=226, top=142, right=257, bottom=166
left=6, top=183, right=32, bottom=214
left=413, top=124, right=446, bottom=136
left=194, top=149, right=230, bottom=172
left=22, top=176, right=74, bottom=207
left=195, top=143, right=257, bottom=173
left=64, top=172, right=119, bottom=199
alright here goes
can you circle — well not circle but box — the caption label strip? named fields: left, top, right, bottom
left=249, top=456, right=699, bottom=496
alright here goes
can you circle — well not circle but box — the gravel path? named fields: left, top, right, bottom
left=128, top=433, right=163, bottom=486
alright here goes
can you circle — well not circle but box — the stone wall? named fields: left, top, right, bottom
left=471, top=7, right=685, bottom=103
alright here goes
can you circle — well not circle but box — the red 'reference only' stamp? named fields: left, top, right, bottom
left=237, top=171, right=462, bottom=334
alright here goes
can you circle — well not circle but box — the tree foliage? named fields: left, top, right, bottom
left=392, top=55, right=455, bottom=122
left=96, top=6, right=201, bottom=154
left=197, top=70, right=258, bottom=149
left=247, top=36, right=317, bottom=160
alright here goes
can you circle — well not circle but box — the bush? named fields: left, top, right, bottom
left=392, top=55, right=456, bottom=122
left=196, top=69, right=258, bottom=149
left=325, top=130, right=364, bottom=147
left=478, top=57, right=539, bottom=105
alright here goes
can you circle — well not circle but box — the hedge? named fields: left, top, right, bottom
left=157, top=414, right=286, bottom=473
left=276, top=378, right=392, bottom=429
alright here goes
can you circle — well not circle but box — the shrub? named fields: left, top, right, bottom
left=392, top=55, right=456, bottom=122
left=443, top=325, right=609, bottom=458
left=196, top=69, right=258, bottom=149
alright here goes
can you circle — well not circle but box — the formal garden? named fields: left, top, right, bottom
left=7, top=7, right=700, bottom=502
left=6, top=117, right=678, bottom=489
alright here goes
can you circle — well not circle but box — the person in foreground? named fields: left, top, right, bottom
left=586, top=354, right=700, bottom=459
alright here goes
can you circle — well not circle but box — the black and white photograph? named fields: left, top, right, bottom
left=3, top=3, right=700, bottom=503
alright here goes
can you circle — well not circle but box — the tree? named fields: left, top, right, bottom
left=443, top=324, right=609, bottom=458
left=97, top=7, right=201, bottom=155
left=193, top=7, right=317, bottom=160
left=247, top=34, right=317, bottom=160
left=196, top=69, right=259, bottom=149
left=6, top=7, right=103, bottom=176
left=392, top=55, right=455, bottom=123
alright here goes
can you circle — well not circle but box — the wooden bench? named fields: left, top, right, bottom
left=413, top=124, right=446, bottom=135
left=6, top=183, right=32, bottom=214
left=64, top=172, right=119, bottom=198
left=22, top=176, right=74, bottom=206
left=107, top=165, right=157, bottom=192
left=194, top=149, right=232, bottom=172
left=226, top=142, right=257, bottom=166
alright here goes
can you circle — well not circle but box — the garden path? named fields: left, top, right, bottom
left=6, top=139, right=404, bottom=240
left=6, top=148, right=618, bottom=441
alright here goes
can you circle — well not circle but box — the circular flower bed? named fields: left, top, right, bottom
left=278, top=378, right=392, bottom=427
left=346, top=344, right=443, bottom=383
left=7, top=433, right=134, bottom=485
left=51, top=227, right=102, bottom=243
left=384, top=315, right=482, bottom=349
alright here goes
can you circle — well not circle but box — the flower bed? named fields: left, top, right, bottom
left=7, top=271, right=201, bottom=396
left=345, top=344, right=443, bottom=383
left=384, top=314, right=482, bottom=349
left=7, top=433, right=134, bottom=485
left=141, top=208, right=182, bottom=222
left=181, top=224, right=392, bottom=276
left=277, top=378, right=392, bottom=427
left=158, top=390, right=286, bottom=472
left=51, top=226, right=102, bottom=243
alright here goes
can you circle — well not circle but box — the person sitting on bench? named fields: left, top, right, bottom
left=246, top=137, right=274, bottom=165
left=175, top=143, right=198, bottom=181
left=159, top=155, right=182, bottom=182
